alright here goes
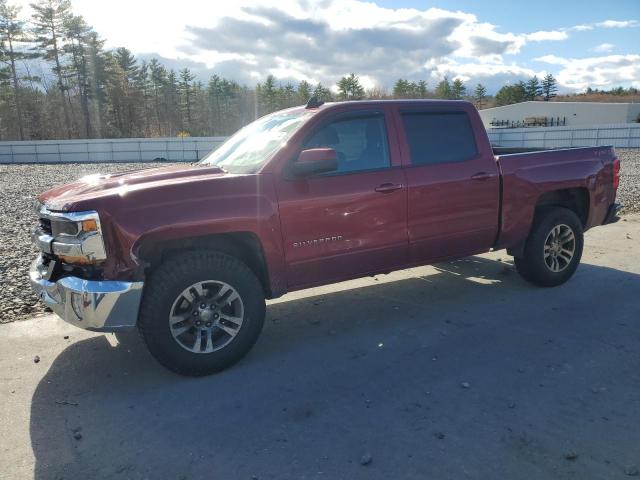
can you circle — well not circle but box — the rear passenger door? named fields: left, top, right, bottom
left=395, top=106, right=500, bottom=264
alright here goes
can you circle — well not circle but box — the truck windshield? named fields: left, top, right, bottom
left=200, top=110, right=312, bottom=173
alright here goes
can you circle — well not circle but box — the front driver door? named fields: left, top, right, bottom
left=275, top=109, right=408, bottom=290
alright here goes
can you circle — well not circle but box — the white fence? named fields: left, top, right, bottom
left=0, top=136, right=227, bottom=164
left=487, top=123, right=640, bottom=149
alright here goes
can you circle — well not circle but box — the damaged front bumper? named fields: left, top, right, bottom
left=29, top=255, right=143, bottom=332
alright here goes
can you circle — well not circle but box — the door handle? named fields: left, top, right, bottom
left=471, top=172, right=492, bottom=181
left=375, top=183, right=403, bottom=193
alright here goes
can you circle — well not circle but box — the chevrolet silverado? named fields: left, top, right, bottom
left=30, top=99, right=621, bottom=375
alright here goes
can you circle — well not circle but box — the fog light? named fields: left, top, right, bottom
left=71, top=292, right=84, bottom=320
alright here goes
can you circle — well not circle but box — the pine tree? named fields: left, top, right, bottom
left=542, top=74, right=558, bottom=101
left=65, top=14, right=93, bottom=137
left=495, top=83, right=527, bottom=106
left=259, top=74, right=278, bottom=114
left=280, top=83, right=296, bottom=108
left=451, top=78, right=466, bottom=100
left=416, top=80, right=428, bottom=98
left=313, top=82, right=332, bottom=102
left=207, top=74, right=223, bottom=134
left=297, top=80, right=311, bottom=104
left=393, top=78, right=411, bottom=98
left=179, top=67, right=195, bottom=132
left=473, top=83, right=487, bottom=109
left=111, top=47, right=141, bottom=136
left=85, top=31, right=107, bottom=136
left=164, top=69, right=180, bottom=135
left=337, top=73, right=364, bottom=100
left=147, top=58, right=167, bottom=135
left=31, top=0, right=73, bottom=137
left=525, top=76, right=542, bottom=101
left=435, top=77, right=452, bottom=99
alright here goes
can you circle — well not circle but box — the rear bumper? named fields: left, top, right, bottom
left=29, top=255, right=143, bottom=332
left=603, top=202, right=621, bottom=225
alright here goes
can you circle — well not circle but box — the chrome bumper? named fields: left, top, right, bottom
left=29, top=256, right=143, bottom=331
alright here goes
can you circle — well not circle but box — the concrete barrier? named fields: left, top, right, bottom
left=0, top=137, right=227, bottom=164
left=487, top=123, right=640, bottom=149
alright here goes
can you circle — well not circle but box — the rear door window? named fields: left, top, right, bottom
left=401, top=112, right=478, bottom=165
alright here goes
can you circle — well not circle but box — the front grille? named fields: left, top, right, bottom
left=39, top=217, right=52, bottom=235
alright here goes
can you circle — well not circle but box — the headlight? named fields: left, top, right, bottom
left=51, top=217, right=99, bottom=237
left=38, top=208, right=107, bottom=264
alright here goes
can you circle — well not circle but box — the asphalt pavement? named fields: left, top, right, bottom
left=1, top=215, right=639, bottom=480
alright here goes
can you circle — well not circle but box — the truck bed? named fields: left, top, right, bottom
left=493, top=145, right=618, bottom=251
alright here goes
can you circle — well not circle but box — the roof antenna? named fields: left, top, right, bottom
left=305, top=96, right=324, bottom=109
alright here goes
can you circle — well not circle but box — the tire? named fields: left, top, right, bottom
left=138, top=250, right=266, bottom=376
left=514, top=207, right=584, bottom=287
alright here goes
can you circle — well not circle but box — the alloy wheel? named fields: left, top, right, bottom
left=168, top=281, right=244, bottom=353
left=543, top=224, right=575, bottom=273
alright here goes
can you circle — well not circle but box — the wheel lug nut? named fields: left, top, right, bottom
left=193, top=311, right=199, bottom=316
left=213, top=313, right=219, bottom=319
left=206, top=322, right=212, bottom=327
left=200, top=303, right=206, bottom=309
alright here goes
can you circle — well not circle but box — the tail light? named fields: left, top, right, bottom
left=612, top=157, right=620, bottom=190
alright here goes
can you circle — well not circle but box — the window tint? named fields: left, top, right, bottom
left=401, top=112, right=478, bottom=165
left=303, top=115, right=390, bottom=173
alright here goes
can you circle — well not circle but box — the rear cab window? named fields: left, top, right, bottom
left=400, top=111, right=478, bottom=166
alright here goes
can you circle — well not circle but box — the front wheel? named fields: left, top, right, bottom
left=514, top=207, right=584, bottom=287
left=138, top=250, right=266, bottom=376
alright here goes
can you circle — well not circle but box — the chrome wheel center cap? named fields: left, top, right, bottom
left=200, top=309, right=213, bottom=322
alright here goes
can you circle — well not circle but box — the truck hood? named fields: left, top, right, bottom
left=39, top=164, right=228, bottom=211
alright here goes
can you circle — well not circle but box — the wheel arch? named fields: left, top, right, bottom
left=534, top=187, right=590, bottom=226
left=136, top=231, right=274, bottom=298
left=507, top=188, right=589, bottom=257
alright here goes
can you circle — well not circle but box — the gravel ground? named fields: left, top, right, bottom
left=616, top=148, right=640, bottom=215
left=0, top=162, right=178, bottom=323
left=1, top=149, right=638, bottom=324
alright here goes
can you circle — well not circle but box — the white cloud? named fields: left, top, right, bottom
left=569, top=24, right=594, bottom=31
left=8, top=0, right=639, bottom=93
left=596, top=20, right=639, bottom=28
left=426, top=59, right=545, bottom=92
left=525, top=30, right=568, bottom=41
left=535, top=54, right=640, bottom=90
left=535, top=55, right=570, bottom=65
left=592, top=43, right=615, bottom=53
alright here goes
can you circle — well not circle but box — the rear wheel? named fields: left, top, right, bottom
left=138, top=250, right=265, bottom=376
left=514, top=207, right=584, bottom=287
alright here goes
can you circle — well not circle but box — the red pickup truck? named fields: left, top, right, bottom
left=30, top=99, right=620, bottom=376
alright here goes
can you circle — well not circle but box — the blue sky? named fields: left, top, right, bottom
left=13, top=0, right=640, bottom=93
left=379, top=0, right=640, bottom=68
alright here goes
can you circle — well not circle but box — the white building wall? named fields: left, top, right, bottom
left=479, top=101, right=640, bottom=128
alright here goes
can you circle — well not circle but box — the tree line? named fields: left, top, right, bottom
left=1, top=0, right=638, bottom=141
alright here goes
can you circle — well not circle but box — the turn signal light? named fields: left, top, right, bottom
left=81, top=219, right=98, bottom=232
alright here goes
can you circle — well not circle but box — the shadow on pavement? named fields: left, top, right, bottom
left=30, top=257, right=640, bottom=479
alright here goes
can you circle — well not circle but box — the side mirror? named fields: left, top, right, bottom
left=291, top=148, right=338, bottom=177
